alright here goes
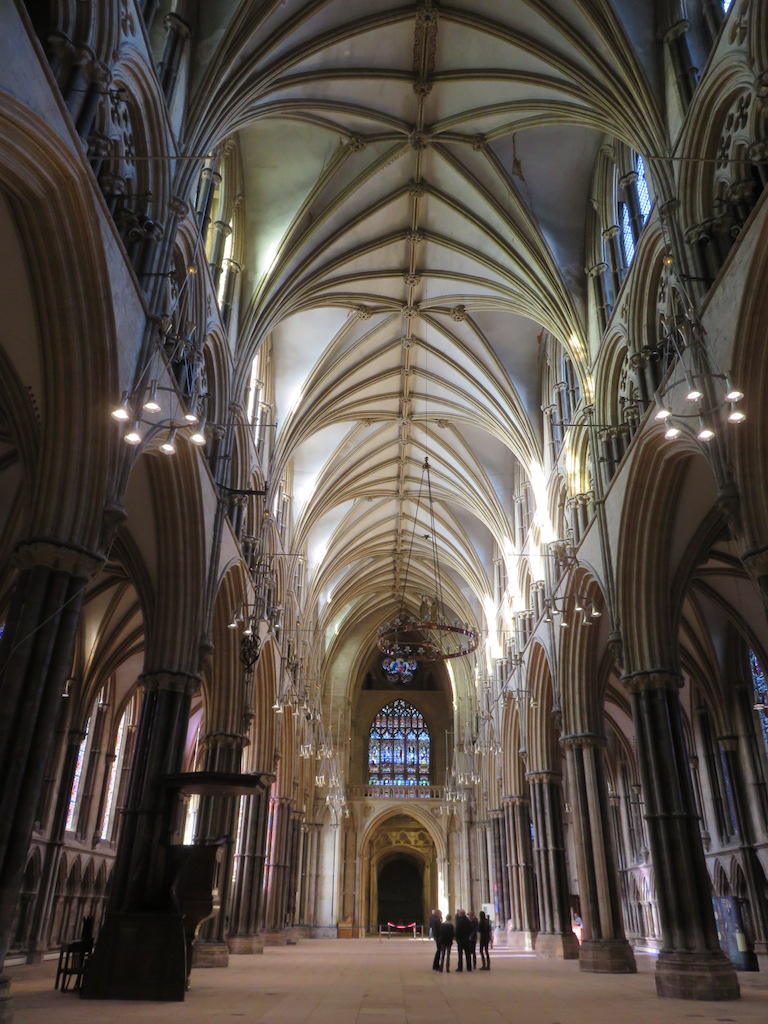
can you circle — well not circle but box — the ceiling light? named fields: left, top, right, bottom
left=143, top=380, right=161, bottom=413
left=665, top=425, right=681, bottom=439
left=698, top=426, right=715, bottom=441
left=559, top=619, right=568, bottom=628
left=655, top=407, right=672, bottom=421
left=189, top=418, right=207, bottom=445
left=725, top=379, right=743, bottom=402
left=686, top=387, right=703, bottom=402
left=111, top=392, right=131, bottom=421
left=185, top=410, right=199, bottom=423
left=590, top=607, right=601, bottom=617
left=728, top=410, right=746, bottom=423
left=123, top=422, right=142, bottom=445
left=160, top=428, right=177, bottom=454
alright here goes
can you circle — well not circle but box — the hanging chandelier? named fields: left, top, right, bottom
left=377, top=457, right=479, bottom=662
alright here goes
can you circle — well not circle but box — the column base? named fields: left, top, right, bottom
left=505, top=929, right=537, bottom=951
left=579, top=938, right=637, bottom=973
left=262, top=930, right=289, bottom=946
left=0, top=974, right=12, bottom=1024
left=191, top=939, right=229, bottom=968
left=535, top=932, right=580, bottom=959
left=309, top=926, right=338, bottom=939
left=656, top=950, right=740, bottom=1000
left=227, top=936, right=265, bottom=954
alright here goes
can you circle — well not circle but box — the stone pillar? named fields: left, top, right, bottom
left=562, top=734, right=636, bottom=973
left=301, top=823, right=322, bottom=934
left=227, top=778, right=272, bottom=954
left=527, top=772, right=579, bottom=959
left=503, top=794, right=538, bottom=948
left=490, top=811, right=509, bottom=923
left=81, top=668, right=199, bottom=1000
left=0, top=540, right=101, bottom=1023
left=717, top=735, right=767, bottom=966
left=623, top=670, right=739, bottom=1000
left=192, top=733, right=244, bottom=968
left=208, top=221, right=232, bottom=291
left=157, top=12, right=192, bottom=100
left=261, top=796, right=294, bottom=942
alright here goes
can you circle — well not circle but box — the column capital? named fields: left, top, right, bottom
left=621, top=669, right=682, bottom=694
left=501, top=794, right=528, bottom=806
left=202, top=731, right=244, bottom=751
left=139, top=669, right=201, bottom=695
left=560, top=732, right=606, bottom=751
left=741, top=546, right=768, bottom=579
left=13, top=538, right=104, bottom=580
left=525, top=770, right=561, bottom=785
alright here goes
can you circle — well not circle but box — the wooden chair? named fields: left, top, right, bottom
left=55, top=916, right=94, bottom=992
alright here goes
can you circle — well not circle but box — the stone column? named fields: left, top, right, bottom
left=490, top=812, right=509, bottom=924
left=227, top=779, right=272, bottom=954
left=503, top=794, right=538, bottom=949
left=301, top=823, right=322, bottom=934
left=527, top=772, right=579, bottom=959
left=623, top=670, right=739, bottom=999
left=0, top=540, right=101, bottom=1022
left=157, top=11, right=192, bottom=100
left=261, top=796, right=294, bottom=942
left=81, top=668, right=199, bottom=1000
left=562, top=734, right=636, bottom=973
left=192, top=733, right=244, bottom=967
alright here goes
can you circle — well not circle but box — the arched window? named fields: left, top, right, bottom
left=368, top=699, right=430, bottom=786
left=65, top=717, right=91, bottom=831
left=621, top=202, right=635, bottom=267
left=636, top=156, right=652, bottom=221
left=749, top=650, right=768, bottom=750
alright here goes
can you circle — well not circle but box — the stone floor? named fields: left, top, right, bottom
left=7, top=940, right=768, bottom=1024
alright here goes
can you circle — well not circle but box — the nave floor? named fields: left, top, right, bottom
left=7, top=939, right=768, bottom=1024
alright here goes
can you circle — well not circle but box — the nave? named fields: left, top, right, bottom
left=7, top=940, right=768, bottom=1024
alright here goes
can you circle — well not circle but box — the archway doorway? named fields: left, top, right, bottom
left=377, top=855, right=422, bottom=928
left=364, top=812, right=438, bottom=933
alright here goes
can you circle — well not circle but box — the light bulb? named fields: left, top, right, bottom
left=228, top=620, right=238, bottom=629
left=559, top=619, right=569, bottom=628
left=111, top=392, right=131, bottom=421
left=728, top=410, right=746, bottom=423
left=143, top=380, right=161, bottom=413
left=686, top=388, right=703, bottom=402
left=665, top=425, right=681, bottom=439
left=160, top=429, right=177, bottom=454
left=725, top=380, right=743, bottom=402
left=590, top=608, right=602, bottom=617
left=123, top=422, right=141, bottom=445
left=189, top=418, right=207, bottom=445
left=655, top=407, right=672, bottom=421
left=185, top=410, right=199, bottom=423
left=698, top=426, right=715, bottom=441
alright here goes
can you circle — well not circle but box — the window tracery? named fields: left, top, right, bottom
left=368, top=699, right=430, bottom=786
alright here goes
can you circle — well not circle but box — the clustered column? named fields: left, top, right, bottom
left=526, top=772, right=578, bottom=959
left=562, top=733, right=636, bottom=973
left=623, top=669, right=739, bottom=999
left=502, top=794, right=538, bottom=949
left=261, top=796, right=295, bottom=942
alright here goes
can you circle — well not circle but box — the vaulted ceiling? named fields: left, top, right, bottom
left=190, top=0, right=666, bottom=661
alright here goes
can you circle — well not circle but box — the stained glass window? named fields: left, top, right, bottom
left=621, top=203, right=635, bottom=267
left=749, top=650, right=768, bottom=750
left=368, top=699, right=430, bottom=786
left=65, top=717, right=91, bottom=831
left=99, top=712, right=127, bottom=840
left=636, top=156, right=652, bottom=221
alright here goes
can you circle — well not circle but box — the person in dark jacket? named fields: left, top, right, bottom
left=436, top=914, right=454, bottom=972
left=478, top=911, right=492, bottom=969
left=469, top=911, right=479, bottom=968
left=454, top=909, right=473, bottom=971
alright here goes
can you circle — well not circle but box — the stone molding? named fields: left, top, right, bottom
left=13, top=538, right=104, bottom=580
left=621, top=670, right=682, bottom=693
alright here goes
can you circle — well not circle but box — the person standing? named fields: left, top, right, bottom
left=478, top=911, right=492, bottom=970
left=429, top=908, right=442, bottom=946
left=454, top=909, right=473, bottom=971
left=469, top=911, right=479, bottom=969
left=437, top=914, right=454, bottom=972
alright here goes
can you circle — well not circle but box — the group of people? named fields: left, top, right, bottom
left=428, top=908, right=492, bottom=973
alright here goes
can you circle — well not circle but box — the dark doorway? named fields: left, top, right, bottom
left=377, top=857, right=422, bottom=928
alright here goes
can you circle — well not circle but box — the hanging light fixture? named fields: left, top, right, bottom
left=143, top=379, right=161, bottom=413
left=377, top=457, right=479, bottom=661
